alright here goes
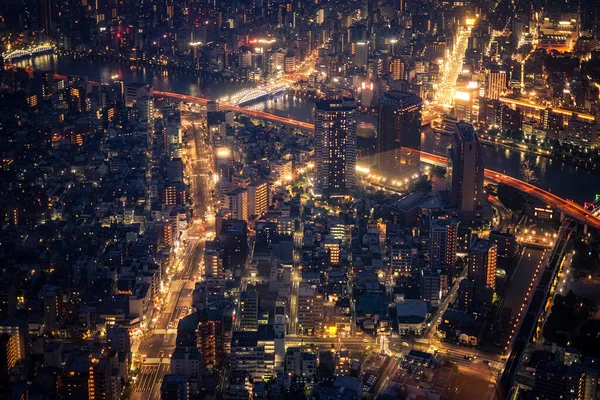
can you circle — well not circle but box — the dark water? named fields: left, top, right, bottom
left=17, top=54, right=600, bottom=204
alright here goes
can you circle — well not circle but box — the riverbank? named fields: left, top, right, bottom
left=10, top=53, right=600, bottom=204
left=55, top=50, right=249, bottom=85
left=435, top=129, right=599, bottom=172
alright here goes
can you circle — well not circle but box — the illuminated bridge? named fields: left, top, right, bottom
left=152, top=89, right=600, bottom=230
left=154, top=90, right=314, bottom=131
left=228, top=86, right=288, bottom=106
left=3, top=44, right=55, bottom=61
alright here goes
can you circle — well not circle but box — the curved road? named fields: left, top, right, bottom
left=417, top=152, right=600, bottom=230
left=152, top=91, right=600, bottom=230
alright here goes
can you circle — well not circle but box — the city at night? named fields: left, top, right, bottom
left=1, top=0, right=600, bottom=399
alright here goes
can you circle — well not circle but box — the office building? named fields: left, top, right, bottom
left=59, top=354, right=90, bottom=399
left=421, top=270, right=441, bottom=305
left=192, top=18, right=219, bottom=45
left=429, top=219, right=458, bottom=268
left=285, top=347, right=317, bottom=382
left=167, top=158, right=184, bottom=183
left=135, top=96, right=154, bottom=126
left=468, top=239, right=497, bottom=290
left=454, top=87, right=479, bottom=123
left=170, top=347, right=203, bottom=380
left=390, top=244, right=413, bottom=275
left=125, top=83, right=152, bottom=107
left=203, top=240, right=223, bottom=278
left=448, top=122, right=485, bottom=214
left=354, top=41, right=369, bottom=68
left=314, top=99, right=357, bottom=196
left=485, top=65, right=507, bottom=100
left=297, top=284, right=324, bottom=335
left=160, top=374, right=189, bottom=400
left=214, top=146, right=232, bottom=184
left=457, top=279, right=493, bottom=315
left=219, top=220, right=248, bottom=274
left=207, top=111, right=226, bottom=142
left=239, top=290, right=259, bottom=332
left=230, top=327, right=276, bottom=381
left=489, top=231, right=517, bottom=257
left=43, top=286, right=59, bottom=333
left=376, top=91, right=423, bottom=180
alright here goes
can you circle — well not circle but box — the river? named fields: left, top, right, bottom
left=16, top=54, right=600, bottom=204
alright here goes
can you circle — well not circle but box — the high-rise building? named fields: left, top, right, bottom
left=40, top=0, right=52, bottom=36
left=160, top=374, right=189, bottom=400
left=135, top=96, right=155, bottom=127
left=197, top=310, right=224, bottom=368
left=297, top=284, right=324, bottom=335
left=43, top=286, right=59, bottom=333
left=89, top=354, right=121, bottom=400
left=214, top=145, right=232, bottom=184
left=0, top=333, right=20, bottom=375
left=230, top=327, right=276, bottom=380
left=219, top=219, right=248, bottom=274
left=223, top=187, right=248, bottom=221
left=390, top=244, right=413, bottom=275
left=207, top=111, right=226, bottom=143
left=167, top=158, right=184, bottom=183
left=239, top=290, right=259, bottom=331
left=468, top=238, right=497, bottom=290
left=453, top=87, right=478, bottom=123
left=125, top=83, right=152, bottom=107
left=457, top=224, right=473, bottom=253
left=170, top=347, right=203, bottom=380
left=0, top=323, right=26, bottom=371
left=420, top=269, right=441, bottom=305
left=485, top=65, right=507, bottom=100
left=389, top=57, right=405, bottom=80
left=157, top=223, right=174, bottom=247
left=192, top=18, right=219, bottom=45
left=322, top=239, right=341, bottom=265
left=376, top=91, right=422, bottom=180
left=314, top=98, right=357, bottom=197
left=428, top=219, right=458, bottom=268
left=247, top=180, right=269, bottom=217
left=203, top=240, right=223, bottom=278
left=448, top=122, right=485, bottom=214
left=354, top=42, right=369, bottom=68
left=457, top=279, right=493, bottom=315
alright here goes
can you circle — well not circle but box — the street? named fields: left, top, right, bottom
left=130, top=110, right=214, bottom=399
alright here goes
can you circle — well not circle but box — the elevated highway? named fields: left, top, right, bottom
left=417, top=152, right=600, bottom=230
left=156, top=89, right=600, bottom=230
left=154, top=90, right=315, bottom=131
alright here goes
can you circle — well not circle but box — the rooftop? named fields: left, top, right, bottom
left=315, top=98, right=356, bottom=112
left=456, top=122, right=476, bottom=141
